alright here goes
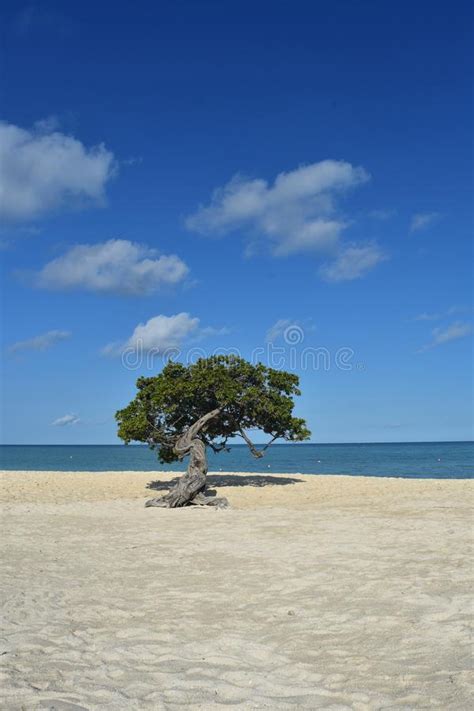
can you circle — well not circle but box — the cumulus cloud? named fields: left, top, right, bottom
left=34, top=116, right=61, bottom=133
left=186, top=160, right=370, bottom=257
left=419, top=321, right=473, bottom=352
left=31, top=239, right=189, bottom=296
left=8, top=330, right=71, bottom=354
left=319, top=243, right=388, bottom=282
left=0, top=120, right=116, bottom=221
left=103, top=312, right=203, bottom=356
left=52, top=414, right=80, bottom=427
left=410, top=212, right=440, bottom=232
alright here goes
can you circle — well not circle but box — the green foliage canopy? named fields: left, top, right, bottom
left=116, top=355, right=310, bottom=463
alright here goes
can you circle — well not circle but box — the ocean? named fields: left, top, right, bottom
left=0, top=442, right=472, bottom=479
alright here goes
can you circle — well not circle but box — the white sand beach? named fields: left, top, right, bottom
left=1, top=471, right=472, bottom=709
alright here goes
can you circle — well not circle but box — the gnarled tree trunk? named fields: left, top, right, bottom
left=145, top=409, right=229, bottom=509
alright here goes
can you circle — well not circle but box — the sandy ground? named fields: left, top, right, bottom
left=0, top=471, right=473, bottom=710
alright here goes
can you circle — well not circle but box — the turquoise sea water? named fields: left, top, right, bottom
left=0, top=442, right=472, bottom=478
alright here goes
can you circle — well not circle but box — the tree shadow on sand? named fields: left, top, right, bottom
left=147, top=474, right=303, bottom=492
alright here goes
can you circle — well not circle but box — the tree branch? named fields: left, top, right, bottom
left=207, top=439, right=230, bottom=454
left=238, top=429, right=280, bottom=458
left=174, top=408, right=222, bottom=457
left=259, top=434, right=279, bottom=453
left=145, top=415, right=178, bottom=447
left=238, top=429, right=264, bottom=458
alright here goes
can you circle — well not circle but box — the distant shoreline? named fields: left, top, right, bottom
left=1, top=440, right=473, bottom=446
left=1, top=442, right=472, bottom=478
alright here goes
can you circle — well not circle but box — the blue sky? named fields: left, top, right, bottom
left=1, top=0, right=472, bottom=444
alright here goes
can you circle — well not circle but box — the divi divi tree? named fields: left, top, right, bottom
left=116, top=356, right=310, bottom=508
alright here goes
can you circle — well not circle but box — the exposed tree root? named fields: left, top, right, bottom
left=145, top=490, right=229, bottom=509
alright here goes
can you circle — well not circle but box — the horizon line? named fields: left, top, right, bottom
left=1, top=440, right=472, bottom=447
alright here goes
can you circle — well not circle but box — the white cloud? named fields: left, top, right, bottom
left=0, top=120, right=116, bottom=221
left=266, top=319, right=293, bottom=343
left=8, top=330, right=71, bottom=354
left=419, top=321, right=473, bottom=352
left=186, top=160, right=370, bottom=257
left=34, top=115, right=61, bottom=133
left=122, top=156, right=143, bottom=166
left=413, top=306, right=469, bottom=322
left=265, top=319, right=315, bottom=344
left=198, top=326, right=231, bottom=339
left=103, top=312, right=202, bottom=356
left=410, top=212, right=440, bottom=232
left=266, top=319, right=295, bottom=343
left=31, top=239, right=189, bottom=296
left=413, top=312, right=442, bottom=322
left=52, top=414, right=80, bottom=427
left=319, top=243, right=388, bottom=282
